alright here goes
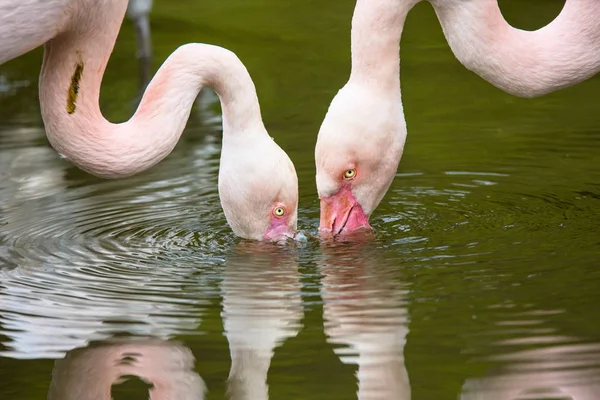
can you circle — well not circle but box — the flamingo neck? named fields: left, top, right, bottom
left=349, top=0, right=415, bottom=92
left=39, top=2, right=263, bottom=178
left=430, top=0, right=600, bottom=97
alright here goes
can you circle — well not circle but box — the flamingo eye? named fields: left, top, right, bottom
left=273, top=207, right=285, bottom=217
left=343, top=169, right=356, bottom=179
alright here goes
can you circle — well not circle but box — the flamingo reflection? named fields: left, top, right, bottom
left=221, top=242, right=303, bottom=399
left=319, top=242, right=411, bottom=399
left=48, top=338, right=205, bottom=399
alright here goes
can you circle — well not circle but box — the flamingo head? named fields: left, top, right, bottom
left=315, top=84, right=406, bottom=237
left=219, top=132, right=298, bottom=242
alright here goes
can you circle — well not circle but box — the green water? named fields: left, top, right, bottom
left=1, top=0, right=600, bottom=399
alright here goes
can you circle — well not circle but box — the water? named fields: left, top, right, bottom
left=1, top=0, right=600, bottom=399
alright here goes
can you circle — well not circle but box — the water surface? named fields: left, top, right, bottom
left=1, top=1, right=600, bottom=399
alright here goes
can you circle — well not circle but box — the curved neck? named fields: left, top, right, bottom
left=349, top=0, right=416, bottom=91
left=39, top=2, right=264, bottom=178
left=431, top=0, right=600, bottom=97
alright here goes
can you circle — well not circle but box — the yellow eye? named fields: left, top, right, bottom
left=343, top=169, right=356, bottom=179
left=273, top=207, right=285, bottom=217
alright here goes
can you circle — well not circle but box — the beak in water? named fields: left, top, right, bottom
left=319, top=186, right=371, bottom=236
left=264, top=216, right=295, bottom=242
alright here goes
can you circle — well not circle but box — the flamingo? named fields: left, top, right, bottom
left=0, top=0, right=298, bottom=241
left=315, top=0, right=600, bottom=236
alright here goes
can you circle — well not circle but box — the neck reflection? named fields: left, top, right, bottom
left=221, top=242, right=303, bottom=400
left=460, top=341, right=600, bottom=399
left=318, top=241, right=411, bottom=400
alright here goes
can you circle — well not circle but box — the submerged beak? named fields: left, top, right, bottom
left=319, top=186, right=371, bottom=237
left=263, top=216, right=295, bottom=242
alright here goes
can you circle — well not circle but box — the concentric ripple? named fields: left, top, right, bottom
left=0, top=117, right=238, bottom=359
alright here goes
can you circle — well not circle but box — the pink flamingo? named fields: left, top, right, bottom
left=315, top=0, right=600, bottom=236
left=0, top=0, right=298, bottom=241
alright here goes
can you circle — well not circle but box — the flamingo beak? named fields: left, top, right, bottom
left=319, top=186, right=371, bottom=237
left=263, top=215, right=295, bottom=242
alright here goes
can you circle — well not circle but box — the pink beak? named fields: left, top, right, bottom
left=263, top=215, right=295, bottom=242
left=319, top=186, right=371, bottom=237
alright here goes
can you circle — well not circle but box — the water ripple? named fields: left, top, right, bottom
left=0, top=121, right=234, bottom=359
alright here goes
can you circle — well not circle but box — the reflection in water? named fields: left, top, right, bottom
left=0, top=243, right=208, bottom=359
left=0, top=74, right=29, bottom=96
left=0, top=127, right=67, bottom=204
left=0, top=261, right=206, bottom=359
left=461, top=343, right=600, bottom=400
left=0, top=78, right=227, bottom=367
left=0, top=128, right=225, bottom=263
left=221, top=243, right=303, bottom=399
left=48, top=338, right=205, bottom=400
left=0, top=127, right=229, bottom=359
left=318, top=242, right=410, bottom=400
